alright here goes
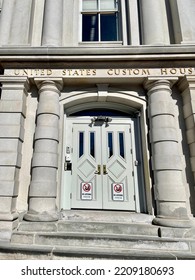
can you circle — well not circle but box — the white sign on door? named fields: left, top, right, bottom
left=112, top=183, right=124, bottom=201
left=81, top=182, right=92, bottom=200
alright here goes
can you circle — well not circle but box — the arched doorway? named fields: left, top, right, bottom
left=61, top=106, right=147, bottom=213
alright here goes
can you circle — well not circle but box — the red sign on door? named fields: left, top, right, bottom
left=81, top=182, right=92, bottom=200
left=112, top=183, right=124, bottom=201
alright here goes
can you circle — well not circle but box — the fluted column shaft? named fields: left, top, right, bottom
left=42, top=0, right=63, bottom=46
left=146, top=79, right=193, bottom=227
left=24, top=80, right=61, bottom=221
left=139, top=0, right=170, bottom=45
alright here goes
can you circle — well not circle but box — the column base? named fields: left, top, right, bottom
left=23, top=211, right=59, bottom=222
left=153, top=216, right=195, bottom=228
left=0, top=212, right=19, bottom=221
left=0, top=219, right=19, bottom=241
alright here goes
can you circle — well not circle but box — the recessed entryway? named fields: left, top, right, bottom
left=62, top=109, right=146, bottom=212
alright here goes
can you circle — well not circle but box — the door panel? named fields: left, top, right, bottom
left=102, top=124, right=135, bottom=210
left=71, top=124, right=102, bottom=208
left=71, top=119, right=136, bottom=211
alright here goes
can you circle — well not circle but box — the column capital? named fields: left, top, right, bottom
left=34, top=78, right=63, bottom=93
left=0, top=76, right=30, bottom=94
left=144, top=77, right=178, bottom=92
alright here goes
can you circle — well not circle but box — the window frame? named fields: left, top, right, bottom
left=79, top=0, right=127, bottom=45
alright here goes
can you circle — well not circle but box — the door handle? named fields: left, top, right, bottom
left=103, top=165, right=108, bottom=175
left=95, top=164, right=101, bottom=175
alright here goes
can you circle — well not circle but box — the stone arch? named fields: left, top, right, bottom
left=58, top=87, right=152, bottom=214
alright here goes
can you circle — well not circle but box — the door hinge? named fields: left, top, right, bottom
left=70, top=193, right=72, bottom=199
left=134, top=195, right=136, bottom=201
left=132, top=171, right=134, bottom=176
left=129, top=127, right=131, bottom=133
left=130, top=148, right=133, bottom=154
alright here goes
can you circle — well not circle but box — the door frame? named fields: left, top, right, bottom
left=61, top=111, right=146, bottom=213
left=59, top=91, right=152, bottom=214
left=70, top=117, right=136, bottom=210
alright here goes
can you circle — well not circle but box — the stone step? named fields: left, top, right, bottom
left=1, top=241, right=195, bottom=260
left=11, top=231, right=191, bottom=253
left=60, top=210, right=154, bottom=224
left=17, top=221, right=159, bottom=237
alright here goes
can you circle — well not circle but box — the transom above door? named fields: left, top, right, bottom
left=68, top=116, right=136, bottom=211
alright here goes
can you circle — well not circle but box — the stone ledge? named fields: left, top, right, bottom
left=0, top=242, right=195, bottom=260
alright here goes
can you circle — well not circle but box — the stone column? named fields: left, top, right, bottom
left=179, top=76, right=195, bottom=183
left=24, top=80, right=62, bottom=222
left=0, top=0, right=15, bottom=46
left=139, top=0, right=170, bottom=45
left=126, top=0, right=140, bottom=45
left=0, top=77, right=29, bottom=240
left=42, top=0, right=63, bottom=46
left=146, top=79, right=193, bottom=228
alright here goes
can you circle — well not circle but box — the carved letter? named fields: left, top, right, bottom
left=170, top=68, right=177, bottom=75
left=14, top=69, right=20, bottom=75
left=188, top=68, right=193, bottom=75
left=161, top=68, right=168, bottom=75
left=47, top=69, right=52, bottom=75
left=179, top=68, right=186, bottom=75
left=133, top=69, right=139, bottom=75
left=142, top=69, right=150, bottom=75
left=92, top=69, right=97, bottom=76
left=107, top=69, right=113, bottom=75
left=114, top=69, right=120, bottom=75
left=23, top=69, right=28, bottom=76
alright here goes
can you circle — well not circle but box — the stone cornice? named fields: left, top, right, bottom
left=0, top=45, right=195, bottom=63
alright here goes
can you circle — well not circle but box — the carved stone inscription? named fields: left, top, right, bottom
left=5, top=67, right=195, bottom=78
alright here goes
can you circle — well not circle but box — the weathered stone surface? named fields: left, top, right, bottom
left=18, top=222, right=58, bottom=232
left=58, top=221, right=158, bottom=237
left=11, top=233, right=34, bottom=245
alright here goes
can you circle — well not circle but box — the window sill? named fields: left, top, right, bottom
left=79, top=41, right=123, bottom=47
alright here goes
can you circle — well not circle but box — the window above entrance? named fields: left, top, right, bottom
left=81, top=0, right=121, bottom=42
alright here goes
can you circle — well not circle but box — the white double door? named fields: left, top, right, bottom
left=70, top=118, right=136, bottom=211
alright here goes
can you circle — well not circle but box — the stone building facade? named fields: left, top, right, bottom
left=0, top=0, right=195, bottom=259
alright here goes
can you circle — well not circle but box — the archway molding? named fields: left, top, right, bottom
left=58, top=87, right=152, bottom=214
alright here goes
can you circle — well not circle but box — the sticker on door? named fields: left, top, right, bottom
left=112, top=183, right=124, bottom=201
left=81, top=182, right=92, bottom=200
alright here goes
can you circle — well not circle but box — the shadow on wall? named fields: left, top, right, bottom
left=172, top=85, right=195, bottom=215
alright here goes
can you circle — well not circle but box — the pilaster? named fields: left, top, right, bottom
left=9, top=0, right=33, bottom=45
left=169, top=0, right=195, bottom=44
left=0, top=76, right=29, bottom=239
left=42, top=0, right=63, bottom=46
left=24, top=79, right=63, bottom=222
left=178, top=76, right=195, bottom=184
left=0, top=0, right=15, bottom=46
left=145, top=79, right=194, bottom=228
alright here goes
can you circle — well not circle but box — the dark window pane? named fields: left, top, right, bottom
left=100, top=14, right=117, bottom=41
left=79, top=132, right=84, bottom=157
left=108, top=132, right=113, bottom=158
left=90, top=132, right=95, bottom=158
left=82, top=14, right=99, bottom=41
left=119, top=132, right=125, bottom=158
